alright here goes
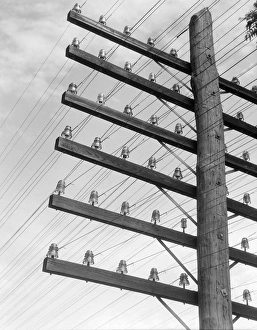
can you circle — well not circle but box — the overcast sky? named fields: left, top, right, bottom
left=0, top=0, right=256, bottom=329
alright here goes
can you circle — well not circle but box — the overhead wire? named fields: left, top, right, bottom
left=0, top=14, right=184, bottom=330
left=0, top=0, right=175, bottom=292
left=17, top=119, right=246, bottom=294
left=0, top=151, right=197, bottom=328
left=3, top=195, right=252, bottom=328
left=0, top=23, right=71, bottom=131
left=0, top=0, right=178, bottom=227
left=0, top=0, right=248, bottom=206
left=45, top=106, right=252, bottom=278
left=0, top=34, right=98, bottom=195
left=0, top=57, right=72, bottom=164
left=0, top=0, right=142, bottom=262
left=2, top=1, right=256, bottom=328
left=34, top=211, right=196, bottom=328
left=0, top=7, right=125, bottom=208
left=0, top=0, right=214, bottom=227
left=56, top=29, right=256, bottom=330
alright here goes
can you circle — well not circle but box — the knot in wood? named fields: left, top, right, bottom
left=217, top=232, right=224, bottom=240
left=215, top=132, right=220, bottom=140
left=206, top=53, right=213, bottom=64
left=221, top=288, right=228, bottom=298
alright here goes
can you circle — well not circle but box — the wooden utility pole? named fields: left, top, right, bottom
left=42, top=6, right=257, bottom=329
left=190, top=9, right=233, bottom=329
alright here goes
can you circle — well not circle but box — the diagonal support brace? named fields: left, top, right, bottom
left=158, top=239, right=198, bottom=285
left=158, top=186, right=197, bottom=226
left=229, top=261, right=238, bottom=270
left=158, top=98, right=197, bottom=133
left=160, top=142, right=196, bottom=175
left=232, top=315, right=240, bottom=324
left=157, top=296, right=191, bottom=330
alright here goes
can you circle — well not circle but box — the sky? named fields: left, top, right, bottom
left=0, top=0, right=256, bottom=329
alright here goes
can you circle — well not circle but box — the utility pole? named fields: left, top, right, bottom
left=190, top=9, right=233, bottom=329
left=42, top=6, right=257, bottom=329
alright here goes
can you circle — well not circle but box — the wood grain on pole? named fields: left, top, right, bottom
left=190, top=9, right=233, bottom=329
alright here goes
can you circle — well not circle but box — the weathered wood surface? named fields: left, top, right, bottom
left=190, top=8, right=232, bottom=329
left=43, top=257, right=198, bottom=305
left=49, top=194, right=196, bottom=248
left=62, top=92, right=196, bottom=153
left=62, top=92, right=257, bottom=177
left=42, top=257, right=257, bottom=321
left=49, top=194, right=257, bottom=269
left=66, top=46, right=257, bottom=139
left=55, top=137, right=196, bottom=199
left=66, top=46, right=193, bottom=110
left=55, top=137, right=257, bottom=222
left=67, top=10, right=191, bottom=74
left=67, top=10, right=257, bottom=105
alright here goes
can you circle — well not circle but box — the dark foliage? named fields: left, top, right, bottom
left=241, top=1, right=257, bottom=40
